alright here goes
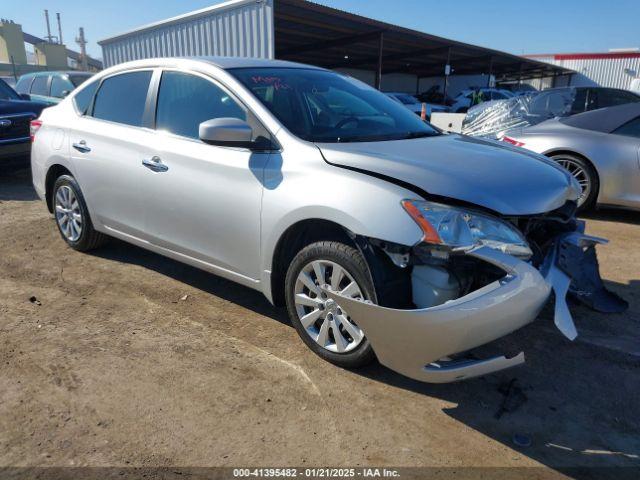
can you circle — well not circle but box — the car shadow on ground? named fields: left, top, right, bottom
left=4, top=167, right=640, bottom=478
left=581, top=207, right=640, bottom=226
left=91, top=237, right=292, bottom=326
left=0, top=167, right=39, bottom=201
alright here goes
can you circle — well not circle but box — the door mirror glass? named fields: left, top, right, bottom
left=199, top=118, right=254, bottom=148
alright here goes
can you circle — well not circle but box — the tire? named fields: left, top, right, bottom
left=285, top=241, right=377, bottom=369
left=52, top=174, right=108, bottom=251
left=550, top=153, right=598, bottom=211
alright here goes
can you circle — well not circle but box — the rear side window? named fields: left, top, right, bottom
left=595, top=89, right=640, bottom=109
left=613, top=116, right=640, bottom=138
left=92, top=71, right=152, bottom=127
left=15, top=76, right=32, bottom=94
left=155, top=71, right=246, bottom=139
left=50, top=76, right=74, bottom=98
left=30, top=76, right=49, bottom=96
left=73, top=80, right=99, bottom=115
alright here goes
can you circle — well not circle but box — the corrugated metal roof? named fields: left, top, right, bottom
left=100, top=0, right=275, bottom=67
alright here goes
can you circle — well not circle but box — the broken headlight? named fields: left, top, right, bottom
left=402, top=200, right=532, bottom=258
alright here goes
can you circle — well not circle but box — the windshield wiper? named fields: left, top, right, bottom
left=402, top=131, right=440, bottom=139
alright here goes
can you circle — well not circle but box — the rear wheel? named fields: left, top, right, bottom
left=285, top=241, right=376, bottom=369
left=53, top=175, right=108, bottom=251
left=550, top=153, right=598, bottom=211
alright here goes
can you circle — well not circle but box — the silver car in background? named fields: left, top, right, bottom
left=503, top=103, right=640, bottom=210
left=30, top=57, right=626, bottom=383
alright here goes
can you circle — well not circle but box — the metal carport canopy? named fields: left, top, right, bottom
left=274, top=0, right=573, bottom=86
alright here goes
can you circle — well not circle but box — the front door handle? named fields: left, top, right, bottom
left=142, top=156, right=168, bottom=173
left=72, top=140, right=91, bottom=153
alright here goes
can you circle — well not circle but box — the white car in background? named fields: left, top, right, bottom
left=385, top=92, right=449, bottom=119
left=450, top=87, right=515, bottom=113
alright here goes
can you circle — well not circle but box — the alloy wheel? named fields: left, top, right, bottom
left=55, top=185, right=83, bottom=242
left=294, top=260, right=366, bottom=353
left=554, top=156, right=591, bottom=206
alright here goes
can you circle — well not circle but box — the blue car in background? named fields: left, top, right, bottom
left=15, top=71, right=93, bottom=105
left=0, top=78, right=48, bottom=168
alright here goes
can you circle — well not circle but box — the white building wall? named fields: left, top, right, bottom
left=99, top=0, right=274, bottom=67
left=525, top=54, right=640, bottom=90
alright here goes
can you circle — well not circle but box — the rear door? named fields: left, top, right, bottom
left=69, top=70, right=155, bottom=238
left=141, top=69, right=272, bottom=279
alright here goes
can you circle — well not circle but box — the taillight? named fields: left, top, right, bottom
left=30, top=119, right=42, bottom=142
left=502, top=136, right=525, bottom=148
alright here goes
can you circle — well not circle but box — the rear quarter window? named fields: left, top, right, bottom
left=15, top=76, right=32, bottom=94
left=73, top=80, right=100, bottom=115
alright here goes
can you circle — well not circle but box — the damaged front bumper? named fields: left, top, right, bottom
left=325, top=226, right=627, bottom=384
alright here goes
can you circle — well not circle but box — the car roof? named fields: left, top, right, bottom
left=19, top=71, right=93, bottom=79
left=94, top=56, right=326, bottom=79
left=560, top=103, right=640, bottom=133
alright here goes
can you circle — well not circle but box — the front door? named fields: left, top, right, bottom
left=141, top=70, right=269, bottom=280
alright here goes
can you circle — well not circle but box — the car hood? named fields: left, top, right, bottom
left=317, top=134, right=580, bottom=215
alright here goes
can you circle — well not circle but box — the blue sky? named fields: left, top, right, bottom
left=5, top=0, right=640, bottom=60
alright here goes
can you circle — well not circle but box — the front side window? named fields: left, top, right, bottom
left=613, top=116, right=640, bottom=138
left=395, top=94, right=419, bottom=105
left=92, top=71, right=152, bottom=127
left=30, top=76, right=49, bottom=96
left=155, top=71, right=246, bottom=139
left=230, top=68, right=439, bottom=143
left=50, top=76, right=74, bottom=98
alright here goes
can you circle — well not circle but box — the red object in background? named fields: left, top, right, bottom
left=502, top=136, right=525, bottom=147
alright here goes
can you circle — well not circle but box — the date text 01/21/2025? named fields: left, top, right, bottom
left=232, top=468, right=401, bottom=478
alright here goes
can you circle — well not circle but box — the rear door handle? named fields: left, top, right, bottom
left=142, top=156, right=168, bottom=173
left=72, top=140, right=91, bottom=153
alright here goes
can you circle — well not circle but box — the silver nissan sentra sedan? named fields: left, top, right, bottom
left=30, top=57, right=627, bottom=383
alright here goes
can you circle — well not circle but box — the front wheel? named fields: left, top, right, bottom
left=285, top=241, right=376, bottom=369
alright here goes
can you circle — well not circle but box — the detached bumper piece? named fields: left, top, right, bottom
left=541, top=223, right=628, bottom=340
left=323, top=247, right=551, bottom=383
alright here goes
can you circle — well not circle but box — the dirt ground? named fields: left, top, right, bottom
left=0, top=167, right=639, bottom=478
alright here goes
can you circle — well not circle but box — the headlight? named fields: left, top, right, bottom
left=402, top=200, right=532, bottom=258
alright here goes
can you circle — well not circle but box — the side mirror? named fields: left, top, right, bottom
left=199, top=118, right=255, bottom=149
left=61, top=90, right=71, bottom=98
left=19, top=93, right=31, bottom=101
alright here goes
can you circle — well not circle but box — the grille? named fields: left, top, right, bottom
left=0, top=114, right=34, bottom=142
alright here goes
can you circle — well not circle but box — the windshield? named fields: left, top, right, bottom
left=69, top=74, right=92, bottom=87
left=229, top=68, right=439, bottom=143
left=395, top=94, right=419, bottom=105
left=0, top=79, right=20, bottom=101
